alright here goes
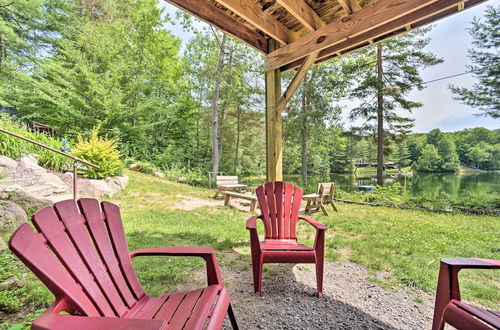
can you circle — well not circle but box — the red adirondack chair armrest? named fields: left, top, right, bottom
left=298, top=216, right=327, bottom=231
left=246, top=215, right=262, bottom=230
left=432, top=258, right=500, bottom=330
left=129, top=247, right=223, bottom=286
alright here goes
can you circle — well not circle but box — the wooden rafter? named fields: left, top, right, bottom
left=276, top=51, right=320, bottom=113
left=165, top=0, right=267, bottom=53
left=281, top=0, right=482, bottom=71
left=265, top=0, right=477, bottom=71
left=337, top=0, right=362, bottom=14
left=215, top=0, right=300, bottom=45
left=275, top=0, right=325, bottom=31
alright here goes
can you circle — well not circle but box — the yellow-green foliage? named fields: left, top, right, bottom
left=72, top=127, right=123, bottom=179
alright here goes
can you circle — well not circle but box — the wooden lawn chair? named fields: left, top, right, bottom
left=303, top=182, right=338, bottom=216
left=213, top=176, right=247, bottom=198
left=246, top=182, right=327, bottom=297
left=432, top=258, right=499, bottom=330
left=9, top=199, right=238, bottom=330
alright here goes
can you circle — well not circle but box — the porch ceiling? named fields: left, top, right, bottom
left=164, top=0, right=485, bottom=71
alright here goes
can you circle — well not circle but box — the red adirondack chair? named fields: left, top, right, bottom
left=432, top=258, right=500, bottom=330
left=246, top=181, right=327, bottom=297
left=9, top=199, right=238, bottom=330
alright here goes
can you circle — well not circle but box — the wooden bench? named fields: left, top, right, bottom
left=222, top=191, right=257, bottom=212
left=213, top=176, right=247, bottom=198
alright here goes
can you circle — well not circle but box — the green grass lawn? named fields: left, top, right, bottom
left=1, top=170, right=498, bottom=327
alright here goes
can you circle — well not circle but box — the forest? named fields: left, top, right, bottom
left=0, top=0, right=498, bottom=182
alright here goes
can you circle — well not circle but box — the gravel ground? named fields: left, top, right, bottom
left=222, top=261, right=434, bottom=329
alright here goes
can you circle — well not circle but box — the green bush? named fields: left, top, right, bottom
left=0, top=115, right=72, bottom=171
left=72, top=127, right=123, bottom=179
left=130, top=161, right=158, bottom=174
left=163, top=165, right=207, bottom=187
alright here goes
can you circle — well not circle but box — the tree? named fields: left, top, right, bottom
left=348, top=27, right=442, bottom=185
left=417, top=144, right=441, bottom=172
left=450, top=5, right=500, bottom=118
left=396, top=140, right=411, bottom=167
left=437, top=135, right=460, bottom=171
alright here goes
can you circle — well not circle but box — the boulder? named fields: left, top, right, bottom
left=87, top=179, right=113, bottom=198
left=177, top=177, right=187, bottom=183
left=0, top=200, right=27, bottom=235
left=152, top=171, right=165, bottom=178
left=0, top=155, right=17, bottom=169
left=7, top=188, right=52, bottom=216
left=105, top=176, right=129, bottom=195
left=129, top=164, right=141, bottom=171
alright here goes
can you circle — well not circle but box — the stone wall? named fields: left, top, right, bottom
left=0, top=155, right=128, bottom=251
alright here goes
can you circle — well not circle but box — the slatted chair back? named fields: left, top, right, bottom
left=318, top=183, right=335, bottom=200
left=216, top=176, right=239, bottom=186
left=255, top=182, right=303, bottom=240
left=9, top=199, right=145, bottom=318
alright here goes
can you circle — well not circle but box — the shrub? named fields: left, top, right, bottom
left=0, top=114, right=72, bottom=172
left=72, top=127, right=123, bottom=179
left=130, top=161, right=158, bottom=174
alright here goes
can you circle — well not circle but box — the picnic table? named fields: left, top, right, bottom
left=213, top=176, right=247, bottom=198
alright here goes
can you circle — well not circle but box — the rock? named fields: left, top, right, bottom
left=0, top=200, right=27, bottom=235
left=105, top=176, right=129, bottom=192
left=152, top=171, right=165, bottom=178
left=0, top=155, right=17, bottom=169
left=7, top=188, right=52, bottom=216
left=177, top=177, right=187, bottom=183
left=18, top=155, right=44, bottom=174
left=0, top=237, right=7, bottom=252
left=87, top=179, right=113, bottom=198
left=38, top=172, right=67, bottom=188
left=129, top=163, right=141, bottom=171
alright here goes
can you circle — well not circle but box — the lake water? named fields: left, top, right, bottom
left=242, top=171, right=500, bottom=200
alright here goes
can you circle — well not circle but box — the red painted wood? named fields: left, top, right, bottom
left=9, top=223, right=100, bottom=316
left=101, top=201, right=145, bottom=300
left=432, top=258, right=499, bottom=330
left=247, top=182, right=326, bottom=296
left=78, top=198, right=137, bottom=310
left=275, top=182, right=284, bottom=239
left=9, top=198, right=238, bottom=330
left=169, top=289, right=205, bottom=328
left=265, top=182, right=278, bottom=239
left=256, top=186, right=272, bottom=236
left=32, top=207, right=116, bottom=317
left=283, top=182, right=293, bottom=238
left=290, top=185, right=302, bottom=239
left=184, top=285, right=220, bottom=329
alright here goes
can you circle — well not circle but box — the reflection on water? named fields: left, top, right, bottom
left=243, top=172, right=500, bottom=199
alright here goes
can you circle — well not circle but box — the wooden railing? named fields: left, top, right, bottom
left=0, top=128, right=99, bottom=199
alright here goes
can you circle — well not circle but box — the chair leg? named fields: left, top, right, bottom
left=252, top=257, right=263, bottom=296
left=315, top=258, right=324, bottom=297
left=320, top=203, right=329, bottom=216
left=331, top=201, right=338, bottom=212
left=305, top=201, right=311, bottom=214
left=227, top=303, right=239, bottom=329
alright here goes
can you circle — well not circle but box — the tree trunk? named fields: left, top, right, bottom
left=376, top=44, right=384, bottom=186
left=211, top=34, right=227, bottom=175
left=301, top=73, right=309, bottom=186
left=233, top=103, right=241, bottom=173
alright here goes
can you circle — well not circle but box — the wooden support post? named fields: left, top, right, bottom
left=266, top=39, right=283, bottom=182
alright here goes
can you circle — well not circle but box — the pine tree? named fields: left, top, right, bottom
left=450, top=5, right=500, bottom=118
left=348, top=27, right=442, bottom=184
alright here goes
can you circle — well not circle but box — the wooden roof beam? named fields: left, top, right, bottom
left=275, top=0, right=325, bottom=31
left=280, top=0, right=483, bottom=71
left=337, top=0, right=362, bottom=14
left=276, top=51, right=320, bottom=113
left=265, top=0, right=477, bottom=72
left=165, top=0, right=267, bottom=53
left=215, top=0, right=300, bottom=45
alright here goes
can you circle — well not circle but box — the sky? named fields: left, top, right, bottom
left=157, top=1, right=499, bottom=133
